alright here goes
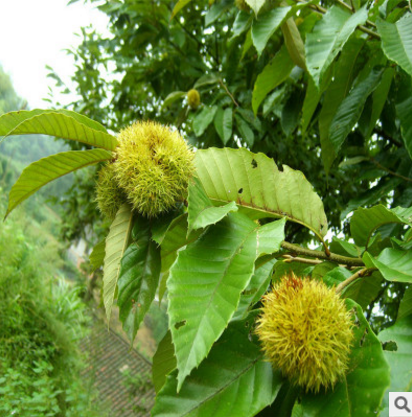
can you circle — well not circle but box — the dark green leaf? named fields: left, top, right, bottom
left=378, top=316, right=412, bottom=416
left=231, top=11, right=252, bottom=39
left=365, top=67, right=394, bottom=138
left=153, top=331, right=176, bottom=394
left=281, top=89, right=304, bottom=137
left=160, top=213, right=202, bottom=275
left=194, top=73, right=220, bottom=88
left=330, top=237, right=363, bottom=258
left=305, top=5, right=368, bottom=87
left=251, top=6, right=291, bottom=56
left=252, top=45, right=294, bottom=115
left=344, top=271, right=384, bottom=310
left=232, top=257, right=277, bottom=321
left=302, top=78, right=320, bottom=134
left=103, top=204, right=134, bottom=321
left=322, top=266, right=351, bottom=287
left=377, top=14, right=412, bottom=78
left=350, top=204, right=412, bottom=247
left=397, top=286, right=412, bottom=321
left=151, top=210, right=184, bottom=245
left=168, top=212, right=260, bottom=389
left=281, top=17, right=306, bottom=70
left=396, top=71, right=412, bottom=160
left=163, top=91, right=186, bottom=108
left=319, top=37, right=365, bottom=172
left=152, top=323, right=283, bottom=416
left=193, top=106, right=218, bottom=136
left=235, top=114, right=255, bottom=146
left=326, top=68, right=384, bottom=172
left=205, top=2, right=229, bottom=27
left=363, top=248, right=412, bottom=283
left=117, top=217, right=161, bottom=342
left=214, top=107, right=233, bottom=145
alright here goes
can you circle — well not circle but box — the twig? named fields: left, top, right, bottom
left=335, top=0, right=377, bottom=28
left=294, top=0, right=380, bottom=39
left=281, top=241, right=364, bottom=267
left=335, top=267, right=377, bottom=294
left=219, top=79, right=239, bottom=107
left=373, top=128, right=403, bottom=147
left=281, top=254, right=324, bottom=265
left=370, top=157, right=412, bottom=183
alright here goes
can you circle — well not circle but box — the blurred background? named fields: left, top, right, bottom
left=0, top=1, right=165, bottom=415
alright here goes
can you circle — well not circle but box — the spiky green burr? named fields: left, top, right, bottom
left=256, top=273, right=354, bottom=393
left=113, top=121, right=194, bottom=217
left=95, top=162, right=127, bottom=220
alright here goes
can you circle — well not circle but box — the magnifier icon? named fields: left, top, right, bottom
left=395, top=396, right=412, bottom=413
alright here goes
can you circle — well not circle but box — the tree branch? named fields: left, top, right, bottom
left=335, top=267, right=377, bottom=294
left=370, top=157, right=412, bottom=183
left=334, top=0, right=377, bottom=28
left=281, top=254, right=324, bottom=265
left=294, top=0, right=380, bottom=39
left=219, top=79, right=239, bottom=107
left=373, top=127, right=403, bottom=147
left=281, top=241, right=365, bottom=266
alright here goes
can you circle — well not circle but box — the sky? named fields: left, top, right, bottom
left=0, top=0, right=110, bottom=109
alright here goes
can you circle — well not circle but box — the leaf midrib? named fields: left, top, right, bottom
left=182, top=222, right=258, bottom=378
left=178, top=354, right=263, bottom=417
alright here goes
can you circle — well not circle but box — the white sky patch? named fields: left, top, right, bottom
left=0, top=0, right=110, bottom=109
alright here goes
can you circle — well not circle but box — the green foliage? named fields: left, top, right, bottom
left=0, top=194, right=104, bottom=417
left=5, top=148, right=112, bottom=219
left=152, top=322, right=283, bottom=416
left=2, top=0, right=412, bottom=414
left=103, top=203, right=133, bottom=320
left=117, top=216, right=161, bottom=342
left=0, top=65, right=23, bottom=114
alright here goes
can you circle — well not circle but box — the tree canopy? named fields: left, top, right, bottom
left=2, top=0, right=412, bottom=415
left=52, top=0, right=412, bottom=246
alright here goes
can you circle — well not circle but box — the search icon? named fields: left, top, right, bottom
left=395, top=396, right=412, bottom=413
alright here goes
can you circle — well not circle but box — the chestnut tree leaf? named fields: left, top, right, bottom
left=89, top=239, right=106, bottom=272
left=0, top=109, right=117, bottom=150
left=5, top=149, right=112, bottom=219
left=168, top=211, right=285, bottom=390
left=152, top=322, right=283, bottom=416
left=187, top=176, right=238, bottom=232
left=350, top=204, right=412, bottom=247
left=117, top=216, right=161, bottom=343
left=377, top=316, right=412, bottom=416
left=103, top=204, right=134, bottom=321
left=195, top=147, right=328, bottom=241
